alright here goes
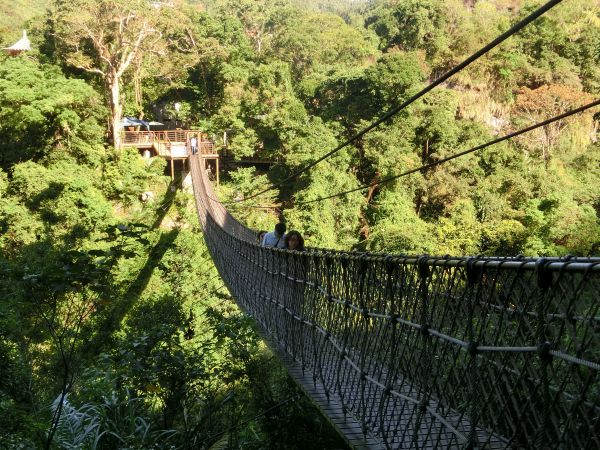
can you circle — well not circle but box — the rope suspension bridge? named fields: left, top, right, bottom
left=184, top=1, right=599, bottom=447
left=190, top=155, right=599, bottom=449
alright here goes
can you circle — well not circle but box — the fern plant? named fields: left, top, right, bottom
left=51, top=391, right=178, bottom=450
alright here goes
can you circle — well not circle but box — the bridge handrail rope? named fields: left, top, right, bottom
left=228, top=0, right=566, bottom=205
left=206, top=99, right=600, bottom=210
left=292, top=99, right=600, bottom=205
left=190, top=153, right=600, bottom=449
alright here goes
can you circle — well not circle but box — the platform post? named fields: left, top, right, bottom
left=170, top=158, right=174, bottom=181
left=216, top=157, right=220, bottom=186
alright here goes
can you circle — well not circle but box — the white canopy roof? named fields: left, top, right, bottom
left=3, top=30, right=31, bottom=52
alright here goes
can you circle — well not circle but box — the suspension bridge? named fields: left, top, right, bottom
left=189, top=154, right=599, bottom=449
left=181, top=1, right=599, bottom=447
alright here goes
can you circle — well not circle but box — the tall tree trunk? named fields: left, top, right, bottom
left=358, top=213, right=370, bottom=243
left=543, top=127, right=550, bottom=167
left=421, top=139, right=429, bottom=165
left=109, top=71, right=122, bottom=149
left=415, top=194, right=423, bottom=217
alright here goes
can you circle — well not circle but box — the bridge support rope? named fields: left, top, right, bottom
left=190, top=154, right=600, bottom=449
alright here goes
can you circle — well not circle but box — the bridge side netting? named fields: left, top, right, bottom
left=190, top=155, right=600, bottom=450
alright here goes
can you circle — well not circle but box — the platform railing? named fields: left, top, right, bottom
left=121, top=130, right=156, bottom=146
left=120, top=130, right=217, bottom=158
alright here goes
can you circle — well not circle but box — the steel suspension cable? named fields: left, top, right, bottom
left=291, top=99, right=600, bottom=206
left=227, top=0, right=565, bottom=205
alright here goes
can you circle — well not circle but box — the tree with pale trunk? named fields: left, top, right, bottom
left=51, top=0, right=197, bottom=148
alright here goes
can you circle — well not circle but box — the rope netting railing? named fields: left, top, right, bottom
left=190, top=155, right=600, bottom=449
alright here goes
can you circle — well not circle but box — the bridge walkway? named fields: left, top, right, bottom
left=188, top=153, right=600, bottom=450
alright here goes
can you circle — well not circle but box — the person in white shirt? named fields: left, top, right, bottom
left=261, top=222, right=286, bottom=248
left=190, top=136, right=198, bottom=155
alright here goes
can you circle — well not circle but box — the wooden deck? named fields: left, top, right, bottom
left=122, top=129, right=281, bottom=182
left=121, top=130, right=219, bottom=159
left=121, top=130, right=278, bottom=167
left=122, top=130, right=219, bottom=180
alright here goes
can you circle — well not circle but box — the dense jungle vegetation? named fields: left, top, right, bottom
left=0, top=0, right=598, bottom=448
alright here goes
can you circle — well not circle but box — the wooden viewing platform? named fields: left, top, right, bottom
left=121, top=130, right=219, bottom=181
left=121, top=129, right=278, bottom=181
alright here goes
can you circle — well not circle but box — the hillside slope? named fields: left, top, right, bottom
left=0, top=0, right=47, bottom=43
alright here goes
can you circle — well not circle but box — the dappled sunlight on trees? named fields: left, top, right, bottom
left=0, top=58, right=104, bottom=170
left=0, top=0, right=599, bottom=447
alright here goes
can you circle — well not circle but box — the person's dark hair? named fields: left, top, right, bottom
left=274, top=222, right=287, bottom=236
left=284, top=230, right=305, bottom=251
left=257, top=230, right=267, bottom=243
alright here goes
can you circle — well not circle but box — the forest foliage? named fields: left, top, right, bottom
left=0, top=0, right=599, bottom=448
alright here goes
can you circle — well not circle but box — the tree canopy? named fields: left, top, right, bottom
left=0, top=0, right=598, bottom=448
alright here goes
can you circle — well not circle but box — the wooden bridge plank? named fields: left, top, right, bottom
left=210, top=275, right=505, bottom=449
left=232, top=300, right=385, bottom=449
left=270, top=347, right=385, bottom=450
